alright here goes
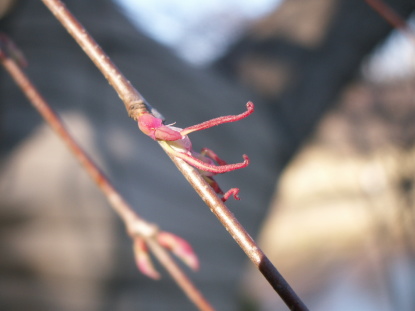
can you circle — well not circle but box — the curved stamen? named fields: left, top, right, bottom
left=222, top=188, right=240, bottom=202
left=172, top=151, right=250, bottom=174
left=180, top=102, right=254, bottom=136
left=204, top=176, right=224, bottom=195
left=200, top=148, right=227, bottom=166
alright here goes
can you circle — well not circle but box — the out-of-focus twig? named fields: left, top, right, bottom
left=365, top=0, right=415, bottom=44
left=39, top=0, right=309, bottom=310
left=0, top=34, right=214, bottom=311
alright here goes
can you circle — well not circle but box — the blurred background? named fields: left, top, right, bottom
left=1, top=0, right=415, bottom=310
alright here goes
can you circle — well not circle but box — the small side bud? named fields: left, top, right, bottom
left=158, top=232, right=199, bottom=271
left=133, top=238, right=161, bottom=279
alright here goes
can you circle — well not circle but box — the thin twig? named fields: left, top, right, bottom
left=365, top=0, right=415, bottom=44
left=146, top=239, right=211, bottom=309
left=40, top=0, right=151, bottom=120
left=161, top=146, right=308, bottom=310
left=0, top=38, right=214, bottom=311
left=39, top=0, right=309, bottom=310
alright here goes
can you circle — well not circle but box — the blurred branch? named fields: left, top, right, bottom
left=39, top=0, right=309, bottom=310
left=0, top=34, right=214, bottom=311
left=365, top=0, right=415, bottom=43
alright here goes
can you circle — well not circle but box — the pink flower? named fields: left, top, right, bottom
left=138, top=102, right=254, bottom=201
left=133, top=231, right=198, bottom=279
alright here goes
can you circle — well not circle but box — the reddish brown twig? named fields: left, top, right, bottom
left=40, top=0, right=150, bottom=120
left=0, top=35, right=214, bottom=311
left=365, top=0, right=415, bottom=44
left=161, top=146, right=308, bottom=310
left=39, top=0, right=309, bottom=310
left=365, top=0, right=407, bottom=29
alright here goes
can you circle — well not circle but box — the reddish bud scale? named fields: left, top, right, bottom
left=138, top=113, right=182, bottom=141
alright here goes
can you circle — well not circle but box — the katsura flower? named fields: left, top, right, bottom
left=137, top=102, right=254, bottom=201
left=133, top=237, right=160, bottom=279
left=133, top=231, right=198, bottom=280
left=157, top=231, right=199, bottom=270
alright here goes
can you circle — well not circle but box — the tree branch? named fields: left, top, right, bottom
left=364, top=0, right=415, bottom=43
left=39, top=0, right=309, bottom=310
left=160, top=145, right=308, bottom=310
left=0, top=35, right=214, bottom=311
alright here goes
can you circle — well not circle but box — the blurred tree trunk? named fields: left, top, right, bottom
left=216, top=0, right=415, bottom=165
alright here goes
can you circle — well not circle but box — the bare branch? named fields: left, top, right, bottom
left=39, top=0, right=309, bottom=310
left=160, top=144, right=309, bottom=311
left=40, top=0, right=151, bottom=120
left=0, top=35, right=214, bottom=311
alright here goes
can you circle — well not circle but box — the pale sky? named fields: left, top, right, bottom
left=116, top=0, right=415, bottom=80
left=363, top=26, right=415, bottom=82
left=116, top=0, right=281, bottom=64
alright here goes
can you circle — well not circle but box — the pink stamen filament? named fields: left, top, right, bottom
left=200, top=148, right=227, bottom=166
left=180, top=102, right=254, bottom=136
left=204, top=176, right=224, bottom=194
left=222, top=188, right=240, bottom=202
left=171, top=150, right=250, bottom=174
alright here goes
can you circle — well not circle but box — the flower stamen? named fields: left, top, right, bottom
left=180, top=102, right=254, bottom=136
left=138, top=102, right=255, bottom=202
